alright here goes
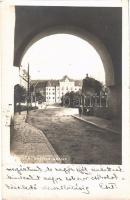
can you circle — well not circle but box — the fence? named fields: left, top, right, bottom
left=63, top=94, right=108, bottom=108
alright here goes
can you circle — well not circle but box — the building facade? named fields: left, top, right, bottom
left=19, top=68, right=28, bottom=89
left=32, top=75, right=82, bottom=104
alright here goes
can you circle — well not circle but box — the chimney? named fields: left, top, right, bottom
left=86, top=73, right=89, bottom=78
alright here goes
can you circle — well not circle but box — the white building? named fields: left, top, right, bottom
left=33, top=75, right=82, bottom=104
left=46, top=80, right=59, bottom=104
left=60, top=75, right=82, bottom=97
left=12, top=67, right=20, bottom=87
left=19, top=68, right=29, bottom=89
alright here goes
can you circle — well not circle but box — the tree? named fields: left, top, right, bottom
left=61, top=91, right=81, bottom=107
left=35, top=92, right=45, bottom=102
left=14, top=84, right=27, bottom=112
left=14, top=84, right=26, bottom=103
left=82, top=75, right=103, bottom=96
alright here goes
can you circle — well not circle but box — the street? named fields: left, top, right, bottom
left=27, top=106, right=121, bottom=164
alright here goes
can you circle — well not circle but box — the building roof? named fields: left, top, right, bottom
left=60, top=75, right=74, bottom=82
left=31, top=80, right=47, bottom=89
left=46, top=80, right=59, bottom=87
left=31, top=76, right=82, bottom=87
left=36, top=81, right=47, bottom=88
left=31, top=80, right=60, bottom=87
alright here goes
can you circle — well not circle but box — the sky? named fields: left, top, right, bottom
left=21, top=34, right=105, bottom=83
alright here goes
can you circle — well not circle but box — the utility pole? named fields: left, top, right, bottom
left=33, top=81, right=39, bottom=107
left=27, top=63, right=30, bottom=114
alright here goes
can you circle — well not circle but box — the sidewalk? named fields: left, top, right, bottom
left=72, top=114, right=121, bottom=134
left=10, top=112, right=61, bottom=163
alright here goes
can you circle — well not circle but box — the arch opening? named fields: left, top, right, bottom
left=18, top=26, right=115, bottom=87
left=21, top=33, right=106, bottom=85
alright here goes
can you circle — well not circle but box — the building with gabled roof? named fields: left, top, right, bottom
left=31, top=75, right=82, bottom=104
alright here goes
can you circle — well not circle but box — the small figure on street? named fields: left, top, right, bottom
left=83, top=106, right=87, bottom=115
left=86, top=106, right=91, bottom=116
left=78, top=106, right=82, bottom=117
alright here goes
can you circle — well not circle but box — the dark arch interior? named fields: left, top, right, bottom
left=14, top=6, right=122, bottom=86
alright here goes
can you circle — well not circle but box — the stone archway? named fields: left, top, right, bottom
left=18, top=26, right=121, bottom=117
left=17, top=26, right=115, bottom=87
left=14, top=6, right=122, bottom=118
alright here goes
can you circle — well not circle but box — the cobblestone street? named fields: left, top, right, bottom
left=27, top=106, right=121, bottom=164
left=10, top=111, right=61, bottom=163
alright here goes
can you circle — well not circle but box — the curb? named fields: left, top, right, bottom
left=72, top=115, right=121, bottom=134
left=28, top=124, right=61, bottom=163
left=14, top=112, right=61, bottom=163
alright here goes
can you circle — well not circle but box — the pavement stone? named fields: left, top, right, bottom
left=10, top=112, right=61, bottom=163
left=27, top=108, right=121, bottom=164
left=72, top=114, right=121, bottom=134
left=11, top=108, right=121, bottom=164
